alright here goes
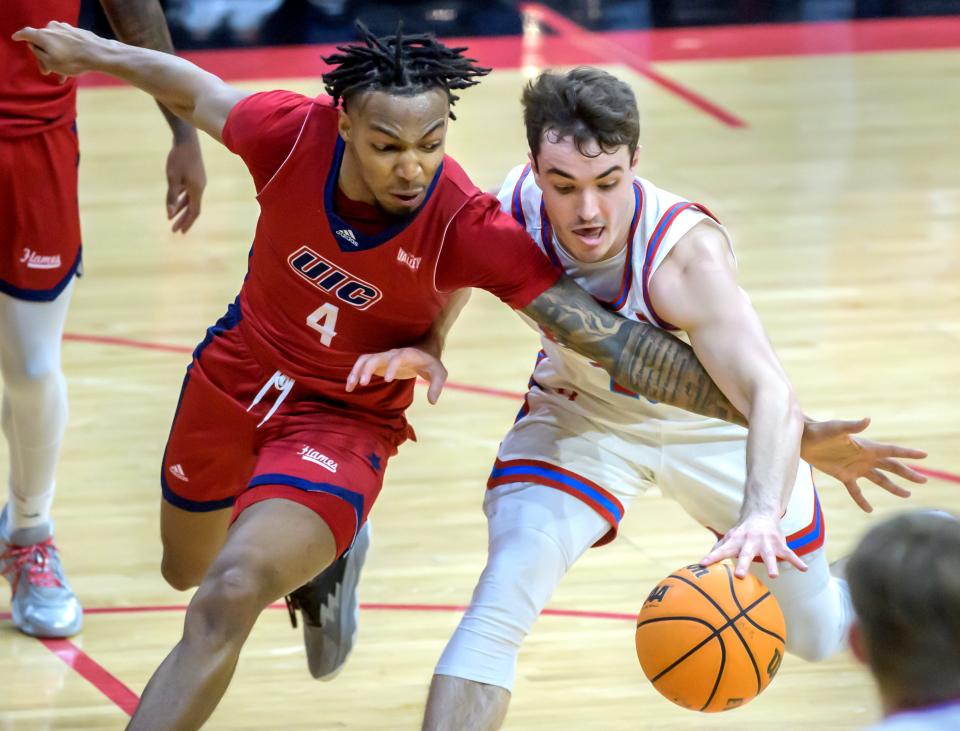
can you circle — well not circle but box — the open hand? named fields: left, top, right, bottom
left=346, top=347, right=448, bottom=404
left=700, top=512, right=807, bottom=579
left=800, top=417, right=927, bottom=512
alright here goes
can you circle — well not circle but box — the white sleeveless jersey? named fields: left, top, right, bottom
left=498, top=163, right=732, bottom=426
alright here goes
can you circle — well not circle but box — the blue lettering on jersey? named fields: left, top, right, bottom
left=288, top=245, right=383, bottom=311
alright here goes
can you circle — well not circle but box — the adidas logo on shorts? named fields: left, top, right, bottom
left=168, top=464, right=189, bottom=482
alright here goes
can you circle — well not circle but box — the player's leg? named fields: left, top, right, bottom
left=0, top=282, right=73, bottom=530
left=128, top=497, right=340, bottom=730
left=133, top=410, right=389, bottom=729
left=0, top=283, right=80, bottom=637
left=424, top=399, right=645, bottom=731
left=158, top=501, right=232, bottom=590
left=749, top=547, right=851, bottom=661
left=423, top=483, right=609, bottom=731
left=250, top=412, right=394, bottom=680
left=0, top=126, right=83, bottom=638
left=268, top=412, right=397, bottom=681
left=158, top=375, right=245, bottom=590
left=156, top=315, right=260, bottom=590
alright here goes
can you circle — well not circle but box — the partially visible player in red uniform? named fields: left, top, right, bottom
left=0, top=0, right=205, bottom=640
left=15, top=22, right=762, bottom=729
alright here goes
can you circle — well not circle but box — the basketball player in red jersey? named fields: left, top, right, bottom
left=15, top=22, right=779, bottom=728
left=0, top=1, right=205, bottom=640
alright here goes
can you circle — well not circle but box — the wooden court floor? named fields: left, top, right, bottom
left=1, top=42, right=959, bottom=731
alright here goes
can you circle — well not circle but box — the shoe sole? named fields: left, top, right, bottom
left=11, top=602, right=84, bottom=638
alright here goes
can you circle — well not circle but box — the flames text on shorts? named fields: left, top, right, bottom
left=288, top=245, right=382, bottom=310
left=298, top=445, right=339, bottom=473
left=20, top=248, right=62, bottom=270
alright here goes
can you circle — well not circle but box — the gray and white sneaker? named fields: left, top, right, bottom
left=285, top=521, right=370, bottom=680
left=0, top=506, right=83, bottom=638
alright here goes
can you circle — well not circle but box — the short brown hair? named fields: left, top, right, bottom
left=847, top=511, right=960, bottom=709
left=522, top=67, right=640, bottom=161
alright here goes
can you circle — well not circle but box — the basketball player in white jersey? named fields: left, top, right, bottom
left=412, top=67, right=926, bottom=729
left=345, top=67, right=927, bottom=729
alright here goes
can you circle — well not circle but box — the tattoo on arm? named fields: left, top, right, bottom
left=521, top=276, right=747, bottom=426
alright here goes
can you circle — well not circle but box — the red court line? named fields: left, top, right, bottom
left=8, top=601, right=631, bottom=717
left=915, top=467, right=960, bottom=486
left=63, top=332, right=191, bottom=355
left=415, top=378, right=522, bottom=401
left=5, top=602, right=635, bottom=622
left=39, top=638, right=139, bottom=717
left=521, top=3, right=746, bottom=128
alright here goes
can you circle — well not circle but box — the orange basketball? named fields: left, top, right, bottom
left=635, top=563, right=786, bottom=713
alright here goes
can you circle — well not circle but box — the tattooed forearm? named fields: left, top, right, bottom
left=521, top=276, right=747, bottom=426
left=100, top=0, right=195, bottom=140
left=614, top=317, right=747, bottom=426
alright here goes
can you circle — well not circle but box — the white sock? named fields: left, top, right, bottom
left=8, top=485, right=56, bottom=533
left=0, top=280, right=74, bottom=533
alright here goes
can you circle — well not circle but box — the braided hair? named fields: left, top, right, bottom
left=322, top=22, right=490, bottom=120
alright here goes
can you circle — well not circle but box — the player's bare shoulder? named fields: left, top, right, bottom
left=658, top=220, right=736, bottom=275
left=647, top=218, right=743, bottom=332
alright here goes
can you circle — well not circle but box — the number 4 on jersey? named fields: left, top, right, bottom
left=306, top=303, right=339, bottom=346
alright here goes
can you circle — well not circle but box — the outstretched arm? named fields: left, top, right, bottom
left=520, top=259, right=928, bottom=514
left=648, top=221, right=804, bottom=578
left=99, top=0, right=206, bottom=231
left=12, top=23, right=246, bottom=142
left=482, top=164, right=926, bottom=523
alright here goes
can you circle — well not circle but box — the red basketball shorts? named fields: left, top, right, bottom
left=0, top=123, right=82, bottom=300
left=161, top=301, right=403, bottom=557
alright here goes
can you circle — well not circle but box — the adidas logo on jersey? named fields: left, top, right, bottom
left=397, top=247, right=421, bottom=272
left=298, top=445, right=339, bottom=473
left=168, top=464, right=189, bottom=482
left=335, top=228, right=358, bottom=246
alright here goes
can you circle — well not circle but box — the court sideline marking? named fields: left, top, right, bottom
left=520, top=3, right=747, bottom=127
left=6, top=603, right=635, bottom=717
left=39, top=638, right=140, bottom=717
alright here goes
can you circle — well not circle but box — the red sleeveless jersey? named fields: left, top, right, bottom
left=0, top=1, right=80, bottom=136
left=223, top=92, right=559, bottom=428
